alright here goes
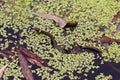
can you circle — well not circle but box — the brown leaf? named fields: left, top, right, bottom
left=112, top=11, right=120, bottom=22
left=1, top=50, right=15, bottom=56
left=91, top=36, right=120, bottom=44
left=64, top=20, right=77, bottom=31
left=71, top=42, right=102, bottom=58
left=0, top=63, right=9, bottom=78
left=18, top=50, right=34, bottom=80
left=16, top=45, right=47, bottom=66
left=26, top=57, right=43, bottom=67
left=0, top=51, right=14, bottom=62
left=71, top=42, right=83, bottom=54
left=82, top=46, right=102, bottom=58
left=113, top=23, right=120, bottom=36
left=0, top=51, right=9, bottom=59
left=31, top=12, right=77, bottom=29
left=0, top=0, right=5, bottom=5
left=32, top=12, right=69, bottom=28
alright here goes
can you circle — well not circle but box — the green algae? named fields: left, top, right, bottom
left=0, top=0, right=120, bottom=80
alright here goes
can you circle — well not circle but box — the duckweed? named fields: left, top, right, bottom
left=0, top=0, right=120, bottom=80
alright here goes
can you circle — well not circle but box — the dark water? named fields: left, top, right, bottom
left=1, top=26, right=120, bottom=80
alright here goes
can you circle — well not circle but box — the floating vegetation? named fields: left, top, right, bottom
left=0, top=0, right=120, bottom=80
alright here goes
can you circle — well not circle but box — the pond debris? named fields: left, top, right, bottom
left=0, top=63, right=9, bottom=78
left=112, top=23, right=120, bottom=36
left=89, top=36, right=120, bottom=44
left=71, top=42, right=102, bottom=58
left=32, top=28, right=102, bottom=57
left=0, top=51, right=9, bottom=59
left=0, top=0, right=4, bottom=5
left=1, top=50, right=15, bottom=56
left=16, top=45, right=48, bottom=67
left=0, top=50, right=15, bottom=62
left=31, top=12, right=77, bottom=29
left=112, top=10, right=120, bottom=22
left=17, top=50, right=34, bottom=80
left=26, top=57, right=43, bottom=67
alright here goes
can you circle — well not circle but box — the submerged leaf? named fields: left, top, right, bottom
left=108, top=62, right=120, bottom=73
left=71, top=42, right=83, bottom=54
left=17, top=50, right=34, bottom=80
left=0, top=63, right=9, bottom=78
left=71, top=42, right=102, bottom=58
left=82, top=46, right=102, bottom=58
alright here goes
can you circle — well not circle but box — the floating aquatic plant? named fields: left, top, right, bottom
left=1, top=0, right=120, bottom=80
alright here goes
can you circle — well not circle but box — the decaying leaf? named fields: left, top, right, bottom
left=0, top=63, right=9, bottom=78
left=112, top=11, right=120, bottom=22
left=71, top=42, right=102, bottom=58
left=0, top=51, right=14, bottom=62
left=1, top=50, right=15, bottom=56
left=82, top=46, right=102, bottom=58
left=26, top=57, right=43, bottom=67
left=16, top=45, right=47, bottom=67
left=90, top=36, right=120, bottom=44
left=0, top=51, right=9, bottom=59
left=64, top=20, right=77, bottom=31
left=71, top=42, right=83, bottom=54
left=0, top=0, right=5, bottom=5
left=16, top=45, right=44, bottom=62
left=31, top=12, right=67, bottom=28
left=116, top=23, right=120, bottom=32
left=17, top=50, right=34, bottom=80
left=113, top=23, right=120, bottom=36
left=31, top=12, right=77, bottom=29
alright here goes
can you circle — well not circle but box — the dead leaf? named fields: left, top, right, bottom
left=0, top=51, right=14, bottom=62
left=113, top=23, right=120, bottom=36
left=90, top=36, right=120, bottom=44
left=71, top=42, right=83, bottom=54
left=17, top=50, right=34, bottom=80
left=26, top=57, right=44, bottom=67
left=112, top=11, right=120, bottom=22
left=71, top=42, right=102, bottom=58
left=0, top=0, right=5, bottom=5
left=82, top=46, right=102, bottom=58
left=0, top=63, right=9, bottom=78
left=0, top=51, right=9, bottom=59
left=31, top=12, right=77, bottom=29
left=64, top=20, right=77, bottom=31
left=31, top=12, right=67, bottom=28
left=1, top=50, right=15, bottom=56
left=16, top=45, right=47, bottom=65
